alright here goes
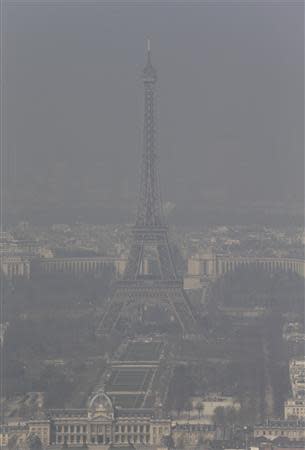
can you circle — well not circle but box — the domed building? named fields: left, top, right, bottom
left=26, top=390, right=171, bottom=448
left=88, top=392, right=115, bottom=422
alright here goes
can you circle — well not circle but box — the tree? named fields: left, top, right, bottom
left=27, top=433, right=42, bottom=450
left=196, top=435, right=205, bottom=448
left=213, top=406, right=240, bottom=427
left=212, top=406, right=226, bottom=427
left=8, top=434, right=18, bottom=450
left=161, top=435, right=175, bottom=449
left=195, top=401, right=204, bottom=419
left=225, top=406, right=238, bottom=426
left=185, top=398, right=193, bottom=419
left=176, top=434, right=187, bottom=449
left=167, top=365, right=195, bottom=414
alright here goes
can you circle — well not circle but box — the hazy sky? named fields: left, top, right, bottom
left=4, top=1, right=304, bottom=224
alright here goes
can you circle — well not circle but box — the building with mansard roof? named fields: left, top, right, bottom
left=26, top=391, right=171, bottom=448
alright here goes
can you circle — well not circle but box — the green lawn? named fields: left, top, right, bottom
left=122, top=341, right=163, bottom=362
left=110, top=394, right=145, bottom=409
left=107, top=368, right=154, bottom=392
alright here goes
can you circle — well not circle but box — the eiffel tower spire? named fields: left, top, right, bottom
left=98, top=43, right=199, bottom=337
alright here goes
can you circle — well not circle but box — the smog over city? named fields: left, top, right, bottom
left=0, top=2, right=304, bottom=450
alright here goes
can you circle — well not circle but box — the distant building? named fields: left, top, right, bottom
left=22, top=392, right=171, bottom=447
left=0, top=428, right=8, bottom=448
left=35, top=256, right=127, bottom=278
left=0, top=231, right=49, bottom=258
left=0, top=255, right=31, bottom=279
left=171, top=395, right=240, bottom=424
left=289, top=360, right=305, bottom=398
left=0, top=423, right=28, bottom=448
left=283, top=323, right=305, bottom=344
left=253, top=419, right=305, bottom=441
left=0, top=231, right=52, bottom=280
left=198, top=395, right=240, bottom=420
left=28, top=419, right=51, bottom=447
left=184, top=251, right=305, bottom=289
left=284, top=359, right=305, bottom=421
left=284, top=398, right=305, bottom=420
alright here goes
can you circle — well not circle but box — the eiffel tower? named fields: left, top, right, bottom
left=98, top=42, right=198, bottom=337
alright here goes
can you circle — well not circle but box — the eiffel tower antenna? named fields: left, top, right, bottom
left=98, top=43, right=199, bottom=337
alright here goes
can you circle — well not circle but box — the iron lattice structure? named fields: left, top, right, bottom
left=98, top=44, right=198, bottom=337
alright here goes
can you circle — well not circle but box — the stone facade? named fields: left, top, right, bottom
left=253, top=420, right=305, bottom=441
left=185, top=251, right=305, bottom=288
left=284, top=398, right=305, bottom=420
left=25, top=392, right=171, bottom=448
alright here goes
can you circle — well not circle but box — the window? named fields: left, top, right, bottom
left=64, top=426, right=68, bottom=433
left=127, top=425, right=131, bottom=432
left=146, top=425, right=150, bottom=432
left=121, top=425, right=125, bottom=432
left=115, top=425, right=119, bottom=433
left=140, top=425, right=144, bottom=433
left=57, top=425, right=62, bottom=432
left=71, top=425, right=74, bottom=432
left=134, top=426, right=138, bottom=432
left=83, top=425, right=87, bottom=433
left=76, top=426, right=80, bottom=433
left=58, top=436, right=62, bottom=443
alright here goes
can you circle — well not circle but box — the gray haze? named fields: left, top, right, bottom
left=4, top=1, right=304, bottom=225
